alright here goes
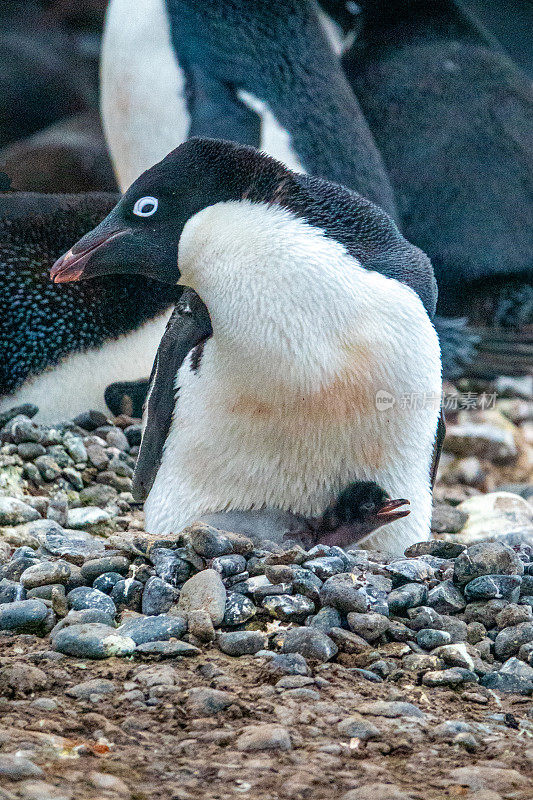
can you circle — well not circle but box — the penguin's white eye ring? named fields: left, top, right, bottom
left=133, top=196, right=159, bottom=217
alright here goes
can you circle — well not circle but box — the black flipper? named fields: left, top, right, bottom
left=132, top=289, right=212, bottom=502
left=431, top=409, right=446, bottom=489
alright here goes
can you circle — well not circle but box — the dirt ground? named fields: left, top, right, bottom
left=1, top=632, right=532, bottom=800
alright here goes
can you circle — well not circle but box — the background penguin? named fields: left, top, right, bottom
left=100, top=0, right=529, bottom=379
left=339, top=0, right=533, bottom=376
left=0, top=186, right=178, bottom=423
left=51, top=138, right=442, bottom=555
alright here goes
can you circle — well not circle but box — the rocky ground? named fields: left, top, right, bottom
left=0, top=376, right=532, bottom=800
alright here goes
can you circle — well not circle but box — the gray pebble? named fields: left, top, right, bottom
left=0, top=598, right=48, bottom=633
left=111, top=579, right=143, bottom=612
left=177, top=568, right=227, bottom=625
left=218, top=630, right=266, bottom=656
left=141, top=576, right=177, bottom=615
left=117, top=614, right=186, bottom=644
left=53, top=622, right=135, bottom=658
left=135, top=640, right=200, bottom=657
left=454, top=542, right=524, bottom=586
left=319, top=573, right=369, bottom=613
left=416, top=628, right=452, bottom=649
left=426, top=580, right=466, bottom=614
left=281, top=626, right=338, bottom=661
left=93, top=572, right=123, bottom=594
left=388, top=582, right=428, bottom=615
left=263, top=652, right=310, bottom=677
left=81, top=556, right=130, bottom=583
left=223, top=592, right=257, bottom=626
left=494, top=621, right=533, bottom=659
left=464, top=574, right=522, bottom=602
left=308, top=606, right=342, bottom=633
left=212, top=554, right=247, bottom=577
left=67, top=586, right=117, bottom=617
left=303, top=556, right=346, bottom=580
left=386, top=558, right=434, bottom=585
left=0, top=497, right=40, bottom=526
left=346, top=612, right=389, bottom=642
left=423, top=668, right=479, bottom=687
left=20, top=561, right=71, bottom=589
left=262, top=594, right=314, bottom=622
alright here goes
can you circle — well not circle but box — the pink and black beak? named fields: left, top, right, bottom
left=375, top=497, right=411, bottom=524
left=51, top=225, right=132, bottom=283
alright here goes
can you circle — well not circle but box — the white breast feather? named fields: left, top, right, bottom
left=144, top=201, right=442, bottom=555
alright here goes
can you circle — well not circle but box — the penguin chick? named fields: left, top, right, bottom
left=51, top=138, right=442, bottom=556
left=287, top=480, right=410, bottom=550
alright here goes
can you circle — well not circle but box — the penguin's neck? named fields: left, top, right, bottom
left=178, top=199, right=376, bottom=399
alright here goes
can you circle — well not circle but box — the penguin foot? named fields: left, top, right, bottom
left=286, top=481, right=410, bottom=550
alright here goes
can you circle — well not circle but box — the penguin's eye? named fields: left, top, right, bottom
left=133, top=196, right=159, bottom=217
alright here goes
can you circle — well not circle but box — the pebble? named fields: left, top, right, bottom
left=388, top=582, right=428, bottom=614
left=80, top=555, right=130, bottom=583
left=43, top=527, right=105, bottom=560
left=309, top=605, right=342, bottom=632
left=110, top=579, right=143, bottom=612
left=93, top=572, right=123, bottom=594
left=67, top=506, right=111, bottom=528
left=0, top=497, right=40, bottom=525
left=236, top=724, right=291, bottom=752
left=263, top=594, right=314, bottom=621
left=135, top=640, right=200, bottom=657
left=416, top=628, right=452, bottom=649
left=337, top=715, right=381, bottom=741
left=346, top=612, right=389, bottom=642
left=223, top=592, right=257, bottom=626
left=263, top=653, right=310, bottom=677
left=188, top=609, right=216, bottom=641
left=141, top=576, right=177, bottom=615
left=342, top=784, right=414, bottom=800
left=212, top=554, right=247, bottom=577
left=494, top=621, right=533, bottom=659
left=151, top=549, right=191, bottom=585
left=280, top=627, right=338, bottom=661
left=386, top=558, right=434, bottom=585
left=67, top=586, right=116, bottom=617
left=464, top=574, right=522, bottom=601
left=20, top=561, right=70, bottom=589
left=0, top=599, right=49, bottom=634
left=188, top=524, right=236, bottom=558
left=177, top=569, right=227, bottom=625
left=186, top=687, right=236, bottom=716
left=117, top=614, right=186, bottom=644
left=454, top=541, right=525, bottom=586
left=0, top=755, right=44, bottom=780
left=423, top=667, right=478, bottom=687
left=66, top=678, right=116, bottom=699
left=357, top=700, right=425, bottom=719
left=303, top=556, right=345, bottom=580
left=218, top=630, right=266, bottom=656
left=426, top=580, right=466, bottom=613
left=319, top=573, right=369, bottom=612
left=52, top=623, right=136, bottom=658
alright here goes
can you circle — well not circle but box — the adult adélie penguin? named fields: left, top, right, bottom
left=52, top=138, right=442, bottom=556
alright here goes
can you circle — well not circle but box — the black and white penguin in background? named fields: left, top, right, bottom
left=51, top=138, right=443, bottom=555
left=0, top=187, right=179, bottom=423
left=100, top=0, right=531, bottom=379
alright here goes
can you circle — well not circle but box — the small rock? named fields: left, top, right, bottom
left=416, top=628, right=452, bottom=649
left=387, top=582, right=428, bottom=614
left=341, top=784, right=413, bottom=800
left=337, top=715, right=381, bottom=741
left=111, top=579, right=143, bottom=612
left=456, top=492, right=533, bottom=545
left=454, top=541, right=524, bottom=586
left=346, top=612, right=389, bottom=642
left=236, top=724, right=291, bottom=752
left=188, top=524, right=236, bottom=558
left=223, top=592, right=257, bottom=626
left=432, top=643, right=475, bottom=670
left=20, top=561, right=71, bottom=589
left=386, top=558, right=434, bottom=585
left=319, top=573, right=369, bottom=612
left=117, top=614, right=186, bottom=644
left=444, top=423, right=518, bottom=461
left=309, top=605, right=342, bottom=632
left=141, top=576, right=176, bottom=615
left=80, top=556, right=130, bottom=583
left=496, top=604, right=532, bottom=629
left=34, top=455, right=61, bottom=481
left=494, top=621, right=533, bottom=659
left=86, top=443, right=109, bottom=470
left=53, top=623, right=136, bottom=658
left=464, top=574, right=522, bottom=601
left=135, top=640, right=200, bottom=657
left=263, top=594, right=314, bottom=622
left=66, top=678, right=116, bottom=699
left=357, top=700, right=425, bottom=718
left=449, top=766, right=530, bottom=792
left=428, top=507, right=469, bottom=537
left=303, top=556, right=345, bottom=580
left=263, top=653, right=310, bottom=677
left=44, top=527, right=105, bottom=560
left=426, top=580, right=466, bottom=613
left=423, top=667, right=478, bottom=687
left=67, top=586, right=116, bottom=617
left=186, top=687, right=236, bottom=716
left=67, top=506, right=111, bottom=529
left=212, top=554, right=247, bottom=577
left=0, top=662, right=48, bottom=696
left=280, top=627, right=338, bottom=662
left=0, top=755, right=44, bottom=780
left=188, top=608, right=215, bottom=641
left=177, top=568, right=227, bottom=625
left=218, top=630, right=266, bottom=656
left=0, top=599, right=49, bottom=634
left=93, top=572, right=123, bottom=595
left=0, top=497, right=40, bottom=525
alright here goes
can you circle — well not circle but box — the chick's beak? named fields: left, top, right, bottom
left=376, top=498, right=410, bottom=523
left=50, top=227, right=131, bottom=283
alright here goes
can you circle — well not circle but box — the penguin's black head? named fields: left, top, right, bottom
left=51, top=137, right=289, bottom=285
